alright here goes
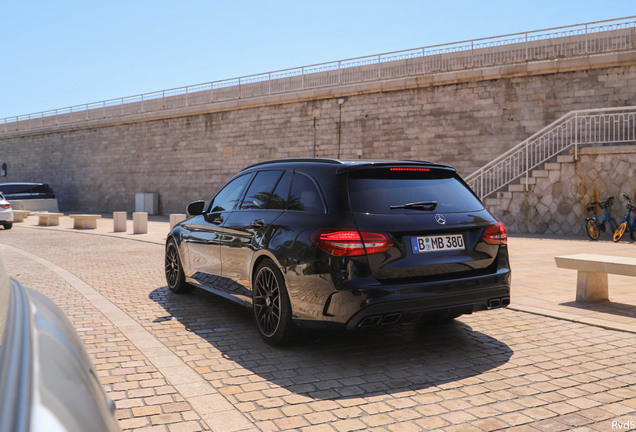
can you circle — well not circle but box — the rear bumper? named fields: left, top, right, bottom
left=294, top=267, right=511, bottom=330
left=0, top=209, right=13, bottom=223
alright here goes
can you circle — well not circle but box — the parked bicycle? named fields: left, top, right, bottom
left=613, top=194, right=636, bottom=242
left=585, top=197, right=618, bottom=240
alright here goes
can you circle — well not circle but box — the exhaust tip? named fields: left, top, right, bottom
left=381, top=313, right=402, bottom=325
left=501, top=297, right=510, bottom=307
left=359, top=316, right=382, bottom=327
left=488, top=299, right=501, bottom=309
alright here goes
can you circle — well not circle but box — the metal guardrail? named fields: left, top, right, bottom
left=2, top=16, right=636, bottom=134
left=465, top=106, right=636, bottom=199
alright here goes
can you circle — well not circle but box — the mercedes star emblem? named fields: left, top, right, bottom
left=435, top=214, right=446, bottom=225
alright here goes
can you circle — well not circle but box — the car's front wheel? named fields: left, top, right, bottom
left=165, top=238, right=194, bottom=294
left=253, top=260, right=296, bottom=346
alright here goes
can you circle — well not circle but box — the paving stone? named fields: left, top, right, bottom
left=4, top=227, right=636, bottom=432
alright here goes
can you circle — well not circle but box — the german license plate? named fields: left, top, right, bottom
left=411, top=234, right=465, bottom=253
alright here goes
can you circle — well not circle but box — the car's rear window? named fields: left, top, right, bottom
left=348, top=168, right=483, bottom=214
left=30, top=184, right=53, bottom=194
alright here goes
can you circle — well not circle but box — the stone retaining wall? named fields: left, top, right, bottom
left=1, top=52, right=636, bottom=214
left=487, top=146, right=636, bottom=235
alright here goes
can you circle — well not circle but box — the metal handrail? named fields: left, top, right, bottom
left=465, top=106, right=636, bottom=199
left=2, top=16, right=636, bottom=133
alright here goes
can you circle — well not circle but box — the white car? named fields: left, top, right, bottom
left=0, top=257, right=121, bottom=431
left=0, top=193, right=13, bottom=230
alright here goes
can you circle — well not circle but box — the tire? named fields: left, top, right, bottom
left=613, top=222, right=627, bottom=243
left=253, top=260, right=296, bottom=346
left=586, top=219, right=600, bottom=240
left=165, top=238, right=194, bottom=294
left=3, top=223, right=12, bottom=230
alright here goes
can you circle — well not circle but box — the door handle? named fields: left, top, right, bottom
left=213, top=216, right=224, bottom=225
left=251, top=219, right=265, bottom=229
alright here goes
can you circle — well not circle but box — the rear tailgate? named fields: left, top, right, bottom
left=347, top=166, right=501, bottom=283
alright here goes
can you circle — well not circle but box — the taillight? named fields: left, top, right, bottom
left=482, top=221, right=507, bottom=245
left=311, top=229, right=393, bottom=256
left=0, top=204, right=11, bottom=210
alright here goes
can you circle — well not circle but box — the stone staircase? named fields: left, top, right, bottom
left=481, top=153, right=582, bottom=234
left=480, top=144, right=636, bottom=234
left=484, top=154, right=575, bottom=210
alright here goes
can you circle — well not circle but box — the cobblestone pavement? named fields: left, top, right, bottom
left=3, top=227, right=636, bottom=432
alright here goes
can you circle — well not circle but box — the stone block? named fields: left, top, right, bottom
left=133, top=212, right=148, bottom=234
left=540, top=194, right=553, bottom=207
left=577, top=271, right=609, bottom=303
left=544, top=163, right=561, bottom=171
left=113, top=212, right=127, bottom=232
left=537, top=202, right=548, bottom=217
left=520, top=177, right=536, bottom=185
left=70, top=214, right=101, bottom=229
left=532, top=170, right=549, bottom=178
left=170, top=214, right=187, bottom=229
left=526, top=194, right=539, bottom=207
left=499, top=198, right=511, bottom=211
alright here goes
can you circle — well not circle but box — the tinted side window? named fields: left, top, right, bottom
left=0, top=185, right=27, bottom=194
left=266, top=171, right=292, bottom=210
left=209, top=174, right=252, bottom=212
left=288, top=173, right=325, bottom=213
left=13, top=185, right=31, bottom=194
left=240, top=171, right=283, bottom=210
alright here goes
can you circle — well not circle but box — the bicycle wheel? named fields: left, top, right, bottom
left=586, top=219, right=600, bottom=240
left=613, top=222, right=627, bottom=242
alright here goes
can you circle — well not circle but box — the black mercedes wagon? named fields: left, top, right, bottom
left=165, top=159, right=511, bottom=345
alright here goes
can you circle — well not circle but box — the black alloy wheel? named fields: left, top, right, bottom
left=253, top=260, right=295, bottom=346
left=165, top=239, right=194, bottom=294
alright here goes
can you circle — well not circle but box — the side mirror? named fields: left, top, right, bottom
left=186, top=200, right=206, bottom=216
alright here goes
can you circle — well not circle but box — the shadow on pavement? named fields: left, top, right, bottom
left=561, top=300, right=636, bottom=318
left=149, top=285, right=513, bottom=400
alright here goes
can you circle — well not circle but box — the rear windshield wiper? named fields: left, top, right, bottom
left=390, top=201, right=438, bottom=211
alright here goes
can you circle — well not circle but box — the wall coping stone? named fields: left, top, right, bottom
left=2, top=50, right=635, bottom=140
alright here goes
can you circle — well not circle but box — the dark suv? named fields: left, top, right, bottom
left=165, top=159, right=511, bottom=345
left=0, top=183, right=56, bottom=200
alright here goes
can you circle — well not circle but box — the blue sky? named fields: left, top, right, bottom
left=1, top=1, right=634, bottom=119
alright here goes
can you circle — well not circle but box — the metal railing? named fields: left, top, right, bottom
left=465, top=106, right=636, bottom=199
left=2, top=16, right=636, bottom=134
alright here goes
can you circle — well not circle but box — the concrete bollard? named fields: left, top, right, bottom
left=169, top=213, right=186, bottom=229
left=133, top=212, right=148, bottom=234
left=113, top=212, right=127, bottom=232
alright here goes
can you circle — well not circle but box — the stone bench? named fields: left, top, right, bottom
left=12, top=210, right=31, bottom=222
left=69, top=214, right=102, bottom=229
left=555, top=254, right=636, bottom=303
left=32, top=212, right=64, bottom=226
